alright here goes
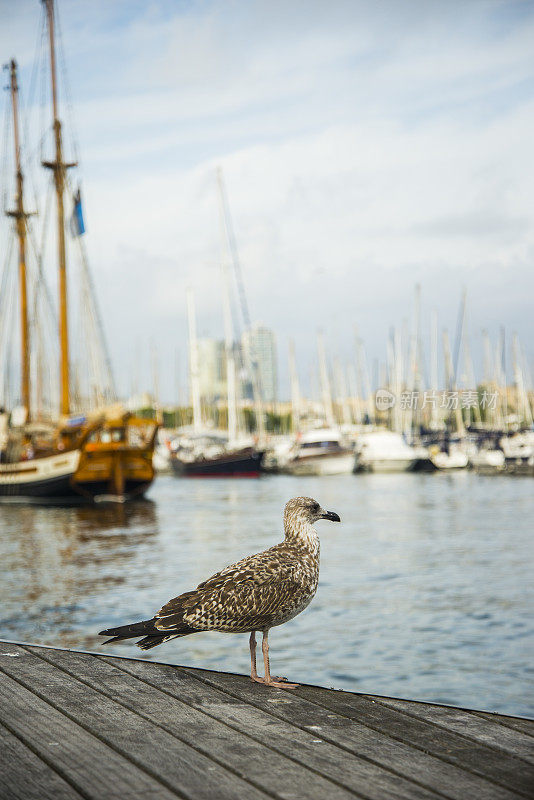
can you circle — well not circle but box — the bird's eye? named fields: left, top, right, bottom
left=312, top=503, right=319, bottom=512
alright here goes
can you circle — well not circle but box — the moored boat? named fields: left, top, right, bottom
left=0, top=413, right=157, bottom=502
left=468, top=447, right=505, bottom=474
left=430, top=448, right=469, bottom=471
left=281, top=428, right=355, bottom=476
left=171, top=444, right=264, bottom=477
left=0, top=448, right=80, bottom=500
left=355, top=430, right=418, bottom=473
left=0, top=5, right=158, bottom=503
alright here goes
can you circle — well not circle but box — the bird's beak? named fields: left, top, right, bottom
left=321, top=509, right=341, bottom=522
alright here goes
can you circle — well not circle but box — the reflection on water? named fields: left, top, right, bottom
left=1, top=474, right=532, bottom=717
left=0, top=500, right=158, bottom=650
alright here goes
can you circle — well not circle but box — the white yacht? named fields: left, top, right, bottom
left=469, top=447, right=504, bottom=473
left=281, top=428, right=355, bottom=476
left=355, top=430, right=419, bottom=473
left=430, top=445, right=469, bottom=471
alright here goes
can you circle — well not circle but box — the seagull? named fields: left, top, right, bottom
left=99, top=496, right=340, bottom=688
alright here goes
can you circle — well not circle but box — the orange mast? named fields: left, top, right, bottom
left=6, top=60, right=31, bottom=419
left=42, top=0, right=76, bottom=417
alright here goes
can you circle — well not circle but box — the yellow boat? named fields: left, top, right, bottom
left=0, top=2, right=157, bottom=502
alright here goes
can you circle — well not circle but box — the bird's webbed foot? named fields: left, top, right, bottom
left=264, top=678, right=299, bottom=689
left=251, top=675, right=298, bottom=689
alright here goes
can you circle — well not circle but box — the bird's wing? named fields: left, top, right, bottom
left=155, top=547, right=304, bottom=632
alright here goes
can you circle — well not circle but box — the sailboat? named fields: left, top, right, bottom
left=170, top=167, right=266, bottom=478
left=276, top=335, right=354, bottom=475
left=0, top=2, right=157, bottom=502
left=170, top=288, right=264, bottom=477
left=427, top=328, right=468, bottom=471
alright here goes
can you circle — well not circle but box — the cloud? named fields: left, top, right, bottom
left=2, top=0, right=534, bottom=401
left=413, top=212, right=529, bottom=240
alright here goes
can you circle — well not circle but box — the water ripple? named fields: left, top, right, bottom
left=0, top=473, right=533, bottom=717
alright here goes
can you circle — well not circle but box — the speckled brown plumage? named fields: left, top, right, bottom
left=99, top=496, right=340, bottom=688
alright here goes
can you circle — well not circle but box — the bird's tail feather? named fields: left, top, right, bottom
left=99, top=618, right=157, bottom=645
left=136, top=623, right=199, bottom=649
left=99, top=618, right=199, bottom=648
left=137, top=634, right=175, bottom=650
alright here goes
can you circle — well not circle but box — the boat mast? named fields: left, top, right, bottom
left=6, top=60, right=31, bottom=419
left=288, top=340, right=301, bottom=433
left=334, top=357, right=351, bottom=428
left=222, top=267, right=238, bottom=444
left=430, top=310, right=438, bottom=429
left=216, top=167, right=265, bottom=440
left=186, top=289, right=202, bottom=433
left=317, top=331, right=335, bottom=428
left=355, top=329, right=374, bottom=425
left=42, top=0, right=76, bottom=417
left=443, top=329, right=464, bottom=436
left=393, top=327, right=403, bottom=433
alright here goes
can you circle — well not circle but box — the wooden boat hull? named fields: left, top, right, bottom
left=0, top=449, right=80, bottom=499
left=0, top=417, right=157, bottom=502
left=71, top=415, right=157, bottom=499
left=73, top=444, right=155, bottom=498
left=171, top=448, right=264, bottom=477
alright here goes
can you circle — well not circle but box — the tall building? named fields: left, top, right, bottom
left=196, top=339, right=226, bottom=402
left=242, top=326, right=278, bottom=405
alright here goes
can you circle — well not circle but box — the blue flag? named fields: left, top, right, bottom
left=70, top=187, right=86, bottom=236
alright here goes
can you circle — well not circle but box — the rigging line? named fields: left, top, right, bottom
left=218, top=173, right=251, bottom=332
left=216, top=171, right=245, bottom=344
left=27, top=180, right=57, bottom=328
left=1, top=68, right=11, bottom=215
left=0, top=230, right=16, bottom=314
left=65, top=170, right=116, bottom=398
left=0, top=250, right=16, bottom=408
left=76, top=235, right=117, bottom=399
left=16, top=79, right=41, bottom=230
left=0, top=233, right=16, bottom=378
left=79, top=271, right=104, bottom=408
left=21, top=0, right=46, bottom=213
left=24, top=2, right=45, bottom=130
left=55, top=0, right=80, bottom=167
left=73, top=249, right=104, bottom=407
left=217, top=169, right=265, bottom=430
left=39, top=2, right=48, bottom=165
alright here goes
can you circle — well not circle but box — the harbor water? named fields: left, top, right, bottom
left=1, top=472, right=532, bottom=717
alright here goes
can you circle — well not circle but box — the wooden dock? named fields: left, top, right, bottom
left=0, top=640, right=532, bottom=800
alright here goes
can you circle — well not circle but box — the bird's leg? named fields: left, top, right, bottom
left=261, top=630, right=298, bottom=689
left=249, top=631, right=262, bottom=683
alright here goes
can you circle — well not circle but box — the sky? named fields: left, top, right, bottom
left=1, top=0, right=534, bottom=403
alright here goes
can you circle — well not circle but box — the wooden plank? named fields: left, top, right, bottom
left=31, top=645, right=360, bottom=800
left=472, top=710, right=534, bottom=738
left=0, top=643, right=269, bottom=800
left=104, top=655, right=444, bottom=800
left=180, top=666, right=525, bottom=800
left=292, top=684, right=534, bottom=797
left=370, top=696, right=534, bottom=764
left=2, top=641, right=532, bottom=800
left=0, top=671, right=176, bottom=800
left=0, top=722, right=84, bottom=800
